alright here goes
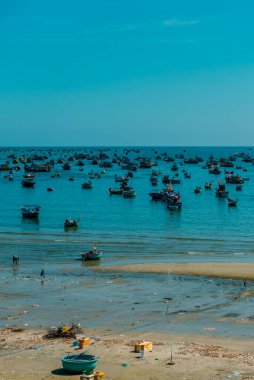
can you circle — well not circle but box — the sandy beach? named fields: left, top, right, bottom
left=1, top=327, right=254, bottom=380
left=97, top=262, right=254, bottom=280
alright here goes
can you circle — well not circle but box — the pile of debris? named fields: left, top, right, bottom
left=44, top=323, right=83, bottom=339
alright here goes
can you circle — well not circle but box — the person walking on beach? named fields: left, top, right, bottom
left=40, top=269, right=45, bottom=279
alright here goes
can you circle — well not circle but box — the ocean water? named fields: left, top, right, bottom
left=1, top=146, right=254, bottom=336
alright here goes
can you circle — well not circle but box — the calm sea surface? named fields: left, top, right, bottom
left=1, top=146, right=254, bottom=336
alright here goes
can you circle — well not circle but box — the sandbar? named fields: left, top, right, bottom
left=97, top=262, right=254, bottom=280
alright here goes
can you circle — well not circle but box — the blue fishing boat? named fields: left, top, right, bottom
left=81, top=244, right=102, bottom=261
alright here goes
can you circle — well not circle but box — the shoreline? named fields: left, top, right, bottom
left=96, top=262, right=254, bottom=280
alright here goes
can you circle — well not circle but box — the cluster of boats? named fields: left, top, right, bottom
left=4, top=148, right=254, bottom=244
left=149, top=186, right=182, bottom=210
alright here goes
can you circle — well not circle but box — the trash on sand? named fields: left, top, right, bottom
left=44, top=323, right=82, bottom=339
left=121, top=363, right=128, bottom=367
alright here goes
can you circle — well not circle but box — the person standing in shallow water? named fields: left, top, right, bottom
left=40, top=269, right=45, bottom=278
left=12, top=256, right=19, bottom=265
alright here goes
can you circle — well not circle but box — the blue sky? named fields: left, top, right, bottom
left=1, top=0, right=254, bottom=146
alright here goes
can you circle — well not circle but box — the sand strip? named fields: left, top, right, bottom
left=97, top=262, right=254, bottom=280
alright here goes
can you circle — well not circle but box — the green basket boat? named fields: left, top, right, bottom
left=61, top=354, right=99, bottom=373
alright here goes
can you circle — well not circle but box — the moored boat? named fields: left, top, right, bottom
left=228, top=198, right=238, bottom=207
left=64, top=217, right=80, bottom=228
left=21, top=205, right=40, bottom=219
left=194, top=186, right=202, bottom=193
left=82, top=181, right=93, bottom=189
left=122, top=188, right=136, bottom=198
left=81, top=244, right=102, bottom=261
left=215, top=183, right=229, bottom=198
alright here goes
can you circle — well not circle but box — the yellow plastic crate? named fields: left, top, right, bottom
left=134, top=341, right=153, bottom=352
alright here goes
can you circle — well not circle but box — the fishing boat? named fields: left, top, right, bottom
left=204, top=181, right=213, bottom=189
left=122, top=188, right=136, bottom=198
left=109, top=187, right=123, bottom=195
left=81, top=243, right=102, bottom=261
left=162, top=175, right=170, bottom=184
left=194, top=186, right=202, bottom=193
left=150, top=176, right=158, bottom=186
left=209, top=166, right=221, bottom=175
left=21, top=175, right=35, bottom=187
left=215, top=183, right=229, bottom=198
left=64, top=217, right=80, bottom=228
left=82, top=181, right=93, bottom=189
left=228, top=198, right=238, bottom=207
left=149, top=191, right=164, bottom=201
left=21, top=205, right=40, bottom=219
left=225, top=174, right=244, bottom=184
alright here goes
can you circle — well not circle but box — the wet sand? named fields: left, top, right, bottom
left=97, top=262, right=254, bottom=280
left=1, top=327, right=254, bottom=380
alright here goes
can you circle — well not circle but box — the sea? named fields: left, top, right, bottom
left=1, top=146, right=254, bottom=338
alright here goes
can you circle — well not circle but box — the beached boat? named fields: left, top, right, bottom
left=64, top=217, right=80, bottom=228
left=21, top=205, right=40, bottom=219
left=81, top=244, right=102, bottom=261
left=62, top=353, right=99, bottom=373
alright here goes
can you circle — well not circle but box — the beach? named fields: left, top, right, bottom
left=2, top=327, right=254, bottom=379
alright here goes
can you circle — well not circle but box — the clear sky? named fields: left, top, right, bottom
left=1, top=0, right=254, bottom=146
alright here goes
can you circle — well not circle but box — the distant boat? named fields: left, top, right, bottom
left=21, top=177, right=35, bottom=187
left=228, top=198, right=238, bottom=207
left=64, top=217, right=80, bottom=228
left=122, top=188, right=136, bottom=198
left=204, top=181, right=213, bottom=189
left=194, top=186, right=202, bottom=194
left=82, top=181, right=93, bottom=189
left=109, top=187, right=123, bottom=195
left=215, top=183, right=229, bottom=198
left=81, top=243, right=102, bottom=261
left=21, top=205, right=40, bottom=219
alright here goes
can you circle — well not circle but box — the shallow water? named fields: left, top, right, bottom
left=0, top=146, right=254, bottom=336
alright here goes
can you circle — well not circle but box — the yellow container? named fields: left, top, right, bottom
left=134, top=341, right=153, bottom=352
left=78, top=338, right=91, bottom=348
